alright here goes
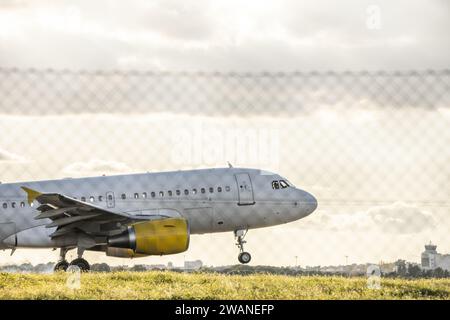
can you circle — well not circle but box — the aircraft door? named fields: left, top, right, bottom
left=106, top=191, right=115, bottom=208
left=235, top=173, right=255, bottom=205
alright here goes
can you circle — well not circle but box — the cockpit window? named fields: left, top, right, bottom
left=272, top=180, right=290, bottom=189
left=285, top=180, right=295, bottom=188
left=279, top=180, right=289, bottom=188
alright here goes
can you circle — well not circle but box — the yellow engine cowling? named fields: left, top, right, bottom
left=108, top=218, right=190, bottom=256
left=106, top=247, right=148, bottom=258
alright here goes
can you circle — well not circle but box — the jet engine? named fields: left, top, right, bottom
left=105, top=247, right=148, bottom=258
left=107, top=218, right=189, bottom=256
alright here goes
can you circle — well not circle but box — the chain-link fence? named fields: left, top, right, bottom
left=0, top=68, right=449, bottom=269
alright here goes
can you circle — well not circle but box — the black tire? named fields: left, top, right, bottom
left=69, top=258, right=90, bottom=272
left=238, top=252, right=252, bottom=264
left=54, top=260, right=69, bottom=272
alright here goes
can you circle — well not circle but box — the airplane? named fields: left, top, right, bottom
left=0, top=167, right=317, bottom=271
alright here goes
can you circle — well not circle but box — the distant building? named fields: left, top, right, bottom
left=184, top=260, right=203, bottom=270
left=379, top=262, right=396, bottom=274
left=421, top=243, right=450, bottom=271
left=148, top=264, right=166, bottom=270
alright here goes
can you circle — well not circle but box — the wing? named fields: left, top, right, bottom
left=21, top=186, right=135, bottom=239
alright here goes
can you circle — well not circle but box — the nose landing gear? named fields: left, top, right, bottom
left=238, top=251, right=252, bottom=264
left=235, top=229, right=251, bottom=264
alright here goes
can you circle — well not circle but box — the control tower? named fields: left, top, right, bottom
left=421, top=243, right=437, bottom=270
left=421, top=243, right=450, bottom=271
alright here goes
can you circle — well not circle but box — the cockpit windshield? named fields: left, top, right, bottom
left=285, top=180, right=295, bottom=188
left=272, top=180, right=290, bottom=189
left=279, top=180, right=289, bottom=188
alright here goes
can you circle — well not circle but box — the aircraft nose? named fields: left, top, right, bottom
left=299, top=189, right=318, bottom=216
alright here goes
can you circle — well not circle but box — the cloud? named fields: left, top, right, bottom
left=0, top=148, right=27, bottom=163
left=61, top=159, right=131, bottom=176
left=367, top=202, right=436, bottom=234
left=0, top=0, right=26, bottom=9
left=304, top=202, right=436, bottom=234
left=137, top=0, right=214, bottom=41
left=0, top=69, right=448, bottom=117
left=0, top=0, right=449, bottom=71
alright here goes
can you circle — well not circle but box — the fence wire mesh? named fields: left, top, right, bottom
left=0, top=68, right=449, bottom=269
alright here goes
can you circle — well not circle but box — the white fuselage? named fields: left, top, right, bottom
left=0, top=168, right=317, bottom=251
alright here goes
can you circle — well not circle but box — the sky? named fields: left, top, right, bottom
left=0, top=0, right=449, bottom=267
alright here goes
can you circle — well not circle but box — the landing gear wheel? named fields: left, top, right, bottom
left=54, top=260, right=69, bottom=272
left=235, top=229, right=251, bottom=264
left=69, top=258, right=90, bottom=272
left=238, top=252, right=252, bottom=264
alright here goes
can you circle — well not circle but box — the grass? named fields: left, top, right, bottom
left=0, top=271, right=449, bottom=300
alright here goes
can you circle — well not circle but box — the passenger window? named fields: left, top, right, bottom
left=98, top=196, right=103, bottom=202
left=108, top=195, right=113, bottom=201
left=11, top=202, right=16, bottom=208
left=89, top=196, right=95, bottom=202
left=184, top=189, right=189, bottom=195
left=2, top=203, right=7, bottom=209
left=209, top=187, right=214, bottom=193
left=201, top=188, right=206, bottom=194
left=168, top=190, right=173, bottom=197
left=20, top=202, right=25, bottom=208
left=217, top=187, right=222, bottom=192
left=121, top=194, right=126, bottom=200
left=142, top=192, right=147, bottom=199
left=272, top=181, right=280, bottom=190
left=192, top=189, right=197, bottom=195
left=159, top=191, right=164, bottom=197
left=225, top=186, right=231, bottom=192
left=81, top=197, right=86, bottom=202
left=176, top=190, right=181, bottom=196
left=134, top=193, right=139, bottom=199
left=151, top=192, right=156, bottom=198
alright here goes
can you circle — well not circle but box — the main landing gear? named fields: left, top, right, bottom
left=54, top=247, right=69, bottom=272
left=53, top=247, right=91, bottom=272
left=235, top=229, right=252, bottom=264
